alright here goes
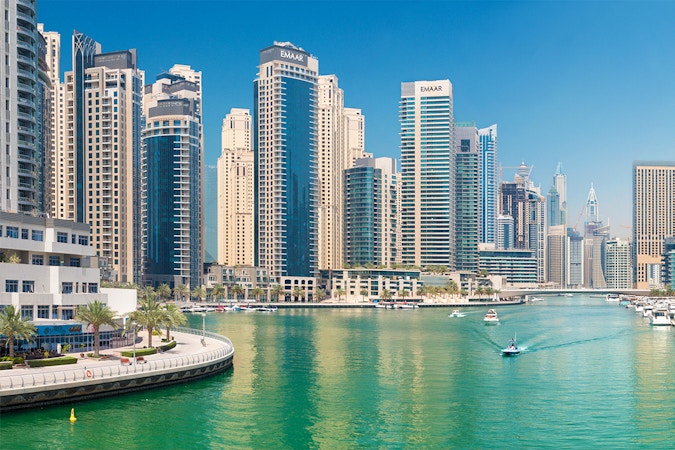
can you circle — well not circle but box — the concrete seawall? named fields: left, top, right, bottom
left=0, top=328, right=234, bottom=412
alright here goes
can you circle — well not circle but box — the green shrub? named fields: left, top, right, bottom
left=159, top=340, right=177, bottom=352
left=120, top=347, right=157, bottom=357
left=12, top=357, right=24, bottom=365
left=27, top=356, right=78, bottom=368
left=0, top=361, right=13, bottom=370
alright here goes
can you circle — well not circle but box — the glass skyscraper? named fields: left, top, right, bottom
left=399, top=80, right=455, bottom=269
left=254, top=42, right=318, bottom=277
left=142, top=68, right=203, bottom=289
left=478, top=125, right=498, bottom=244
left=455, top=123, right=480, bottom=273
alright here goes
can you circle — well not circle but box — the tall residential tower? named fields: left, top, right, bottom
left=399, top=80, right=455, bottom=269
left=254, top=42, right=318, bottom=277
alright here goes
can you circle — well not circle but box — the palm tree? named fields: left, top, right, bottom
left=192, top=286, right=206, bottom=303
left=360, top=288, right=369, bottom=302
left=271, top=284, right=285, bottom=302
left=251, top=287, right=264, bottom=303
left=292, top=286, right=305, bottom=302
left=315, top=288, right=327, bottom=302
left=174, top=284, right=189, bottom=302
left=163, top=304, right=187, bottom=341
left=156, top=283, right=172, bottom=303
left=446, top=280, right=459, bottom=296
left=0, top=305, right=37, bottom=358
left=75, top=300, right=118, bottom=357
left=211, top=284, right=225, bottom=303
left=139, top=285, right=155, bottom=301
left=399, top=289, right=409, bottom=301
left=130, top=292, right=163, bottom=348
left=380, top=289, right=392, bottom=301
left=231, top=285, right=243, bottom=302
left=334, top=288, right=346, bottom=302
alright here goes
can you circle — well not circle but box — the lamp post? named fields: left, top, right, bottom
left=201, top=313, right=206, bottom=347
left=131, top=321, right=137, bottom=368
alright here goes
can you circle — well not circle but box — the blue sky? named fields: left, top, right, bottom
left=39, top=0, right=675, bottom=237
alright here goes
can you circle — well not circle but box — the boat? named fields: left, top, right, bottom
left=448, top=310, right=465, bottom=318
left=484, top=309, right=499, bottom=324
left=254, top=306, right=278, bottom=313
left=605, top=294, right=620, bottom=302
left=562, top=293, right=574, bottom=297
left=501, top=335, right=521, bottom=356
left=529, top=297, right=544, bottom=302
left=395, top=302, right=419, bottom=310
left=650, top=308, right=670, bottom=326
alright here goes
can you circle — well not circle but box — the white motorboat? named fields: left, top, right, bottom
left=650, top=308, right=670, bottom=326
left=642, top=305, right=654, bottom=318
left=448, top=310, right=465, bottom=318
left=396, top=302, right=419, bottom=310
left=529, top=297, right=544, bottom=302
left=501, top=335, right=521, bottom=356
left=606, top=294, right=620, bottom=302
left=254, top=306, right=278, bottom=313
left=484, top=309, right=499, bottom=324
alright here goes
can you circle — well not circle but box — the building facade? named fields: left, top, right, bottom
left=399, top=80, right=455, bottom=269
left=254, top=42, right=318, bottom=277
left=1, top=0, right=43, bottom=214
left=478, top=125, right=498, bottom=244
left=343, top=157, right=397, bottom=267
left=141, top=67, right=203, bottom=289
left=455, top=123, right=480, bottom=273
left=58, top=33, right=143, bottom=283
left=217, top=108, right=254, bottom=266
left=605, top=237, right=632, bottom=289
left=479, top=247, right=538, bottom=286
left=320, top=268, right=422, bottom=302
left=633, top=161, right=675, bottom=289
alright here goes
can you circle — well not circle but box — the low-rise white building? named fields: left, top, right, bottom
left=0, top=211, right=136, bottom=319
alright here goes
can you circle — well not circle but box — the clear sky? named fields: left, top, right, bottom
left=38, top=0, right=675, bottom=237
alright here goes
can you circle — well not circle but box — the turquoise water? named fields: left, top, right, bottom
left=2, top=296, right=675, bottom=448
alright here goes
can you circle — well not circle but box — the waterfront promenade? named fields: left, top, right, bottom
left=0, top=328, right=234, bottom=412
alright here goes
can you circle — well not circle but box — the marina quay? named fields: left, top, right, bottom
left=0, top=328, right=234, bottom=412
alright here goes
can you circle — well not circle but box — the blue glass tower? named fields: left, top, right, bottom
left=254, top=43, right=318, bottom=277
left=478, top=125, right=498, bottom=244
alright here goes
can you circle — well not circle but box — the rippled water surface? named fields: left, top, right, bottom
left=3, top=296, right=675, bottom=448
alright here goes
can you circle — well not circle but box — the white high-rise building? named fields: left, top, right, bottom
left=605, top=237, right=632, bottom=289
left=344, top=108, right=369, bottom=166
left=479, top=125, right=498, bottom=244
left=399, top=80, right=455, bottom=269
left=217, top=108, right=254, bottom=266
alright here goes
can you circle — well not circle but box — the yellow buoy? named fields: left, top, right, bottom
left=69, top=408, right=77, bottom=423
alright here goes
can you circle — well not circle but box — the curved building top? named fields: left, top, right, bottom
left=259, top=42, right=318, bottom=71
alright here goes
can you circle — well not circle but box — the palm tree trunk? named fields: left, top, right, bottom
left=147, top=326, right=153, bottom=348
left=8, top=334, right=14, bottom=358
left=94, top=328, right=100, bottom=357
left=166, top=326, right=171, bottom=341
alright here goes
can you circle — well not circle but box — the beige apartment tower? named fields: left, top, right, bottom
left=217, top=108, right=254, bottom=266
left=633, top=161, right=675, bottom=289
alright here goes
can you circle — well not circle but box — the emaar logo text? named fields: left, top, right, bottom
left=280, top=50, right=304, bottom=62
left=420, top=86, right=443, bottom=93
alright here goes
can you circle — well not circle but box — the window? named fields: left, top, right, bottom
left=88, top=283, right=98, bottom=293
left=61, top=282, right=73, bottom=294
left=56, top=232, right=68, bottom=243
left=78, top=235, right=89, bottom=246
left=71, top=234, right=76, bottom=244
left=69, top=258, right=80, bottom=267
left=49, top=256, right=60, bottom=266
left=20, top=305, right=33, bottom=320
left=37, top=305, right=49, bottom=319
left=6, top=226, right=18, bottom=238
left=21, top=228, right=29, bottom=239
left=61, top=308, right=74, bottom=320
left=31, top=230, right=43, bottom=241
left=32, top=254, right=44, bottom=265
left=5, top=280, right=18, bottom=292
left=22, top=281, right=34, bottom=293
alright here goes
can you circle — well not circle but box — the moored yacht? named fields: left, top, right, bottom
left=484, top=309, right=499, bottom=324
left=650, top=308, right=671, bottom=326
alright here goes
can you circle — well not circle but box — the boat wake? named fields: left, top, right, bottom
left=527, top=329, right=631, bottom=352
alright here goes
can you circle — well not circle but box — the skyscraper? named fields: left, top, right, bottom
left=455, top=122, right=480, bottom=273
left=317, top=75, right=345, bottom=271
left=254, top=42, right=318, bottom=277
left=141, top=67, right=203, bottom=289
left=633, top=161, right=675, bottom=289
left=399, top=80, right=455, bottom=269
left=478, top=125, right=498, bottom=244
left=1, top=0, right=42, bottom=213
left=217, top=108, right=254, bottom=266
left=59, top=33, right=142, bottom=283
left=343, top=157, right=397, bottom=267
left=605, top=237, right=632, bottom=289
left=553, top=162, right=567, bottom=225
left=546, top=224, right=567, bottom=287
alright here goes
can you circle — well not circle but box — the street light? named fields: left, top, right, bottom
left=201, top=313, right=206, bottom=347
left=131, top=321, right=137, bottom=368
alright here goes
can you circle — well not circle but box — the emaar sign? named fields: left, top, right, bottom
left=260, top=45, right=310, bottom=67
left=416, top=82, right=450, bottom=96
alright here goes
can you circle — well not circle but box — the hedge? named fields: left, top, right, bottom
left=120, top=347, right=157, bottom=357
left=159, top=340, right=177, bottom=352
left=0, top=361, right=13, bottom=370
left=1, top=356, right=24, bottom=365
left=27, top=356, right=78, bottom=368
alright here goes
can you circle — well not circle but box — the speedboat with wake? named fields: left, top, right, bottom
left=501, top=335, right=521, bottom=356
left=448, top=310, right=465, bottom=318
